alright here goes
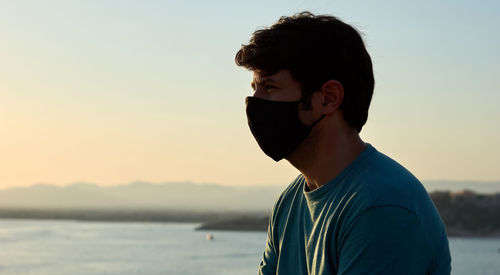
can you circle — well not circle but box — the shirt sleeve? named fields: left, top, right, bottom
left=259, top=209, right=278, bottom=275
left=337, top=206, right=434, bottom=275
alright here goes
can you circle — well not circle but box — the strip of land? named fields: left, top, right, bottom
left=0, top=190, right=498, bottom=237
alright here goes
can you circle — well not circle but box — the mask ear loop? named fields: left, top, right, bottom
left=311, top=115, right=325, bottom=126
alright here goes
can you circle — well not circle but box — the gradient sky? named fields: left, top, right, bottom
left=1, top=0, right=499, bottom=189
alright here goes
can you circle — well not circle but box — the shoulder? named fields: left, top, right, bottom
left=337, top=146, right=450, bottom=272
left=350, top=146, right=431, bottom=211
left=270, top=175, right=304, bottom=222
left=266, top=175, right=305, bottom=247
left=335, top=145, right=443, bottom=242
left=271, top=174, right=305, bottom=213
left=268, top=174, right=305, bottom=231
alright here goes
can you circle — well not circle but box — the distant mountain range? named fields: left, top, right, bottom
left=0, top=181, right=284, bottom=211
left=0, top=180, right=498, bottom=211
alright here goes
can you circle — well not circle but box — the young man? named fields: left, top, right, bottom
left=235, top=12, right=451, bottom=274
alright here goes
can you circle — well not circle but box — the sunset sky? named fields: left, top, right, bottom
left=1, top=0, right=499, bottom=189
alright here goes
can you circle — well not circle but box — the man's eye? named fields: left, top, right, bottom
left=265, top=85, right=276, bottom=90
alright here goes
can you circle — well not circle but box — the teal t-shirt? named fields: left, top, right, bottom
left=259, top=144, right=451, bottom=275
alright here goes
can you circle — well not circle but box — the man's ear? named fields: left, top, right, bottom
left=320, top=80, right=344, bottom=114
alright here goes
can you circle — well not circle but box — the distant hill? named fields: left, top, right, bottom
left=0, top=181, right=284, bottom=211
left=0, top=180, right=498, bottom=211
left=430, top=190, right=500, bottom=236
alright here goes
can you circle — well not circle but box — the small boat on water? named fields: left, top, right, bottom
left=206, top=233, right=214, bottom=241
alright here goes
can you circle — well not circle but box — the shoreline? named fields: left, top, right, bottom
left=1, top=208, right=499, bottom=238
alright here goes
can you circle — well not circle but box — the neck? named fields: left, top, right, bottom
left=287, top=124, right=366, bottom=191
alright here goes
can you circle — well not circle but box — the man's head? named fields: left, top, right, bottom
left=236, top=11, right=374, bottom=132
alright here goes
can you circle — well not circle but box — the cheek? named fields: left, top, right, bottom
left=252, top=90, right=272, bottom=100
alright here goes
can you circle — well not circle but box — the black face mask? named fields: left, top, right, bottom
left=245, top=96, right=324, bottom=161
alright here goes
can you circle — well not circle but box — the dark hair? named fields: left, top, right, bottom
left=235, top=12, right=374, bottom=132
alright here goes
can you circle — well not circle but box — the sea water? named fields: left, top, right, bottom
left=0, top=219, right=498, bottom=275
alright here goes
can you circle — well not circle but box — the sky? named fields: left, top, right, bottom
left=1, top=0, right=499, bottom=189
